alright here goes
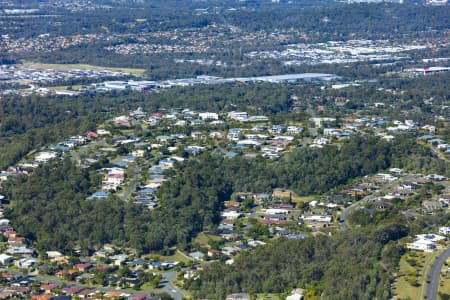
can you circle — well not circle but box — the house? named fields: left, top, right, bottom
left=97, top=128, right=111, bottom=136
left=3, top=230, right=17, bottom=238
left=35, top=151, right=59, bottom=163
left=32, top=295, right=53, bottom=300
left=15, top=258, right=37, bottom=269
left=287, top=126, right=303, bottom=134
left=6, top=247, right=33, bottom=255
left=300, top=215, right=333, bottom=228
left=313, top=138, right=331, bottom=145
left=207, top=249, right=221, bottom=258
left=226, top=293, right=251, bottom=300
left=221, top=210, right=242, bottom=220
left=198, top=112, right=219, bottom=120
left=228, top=111, right=248, bottom=121
left=148, top=261, right=162, bottom=270
left=189, top=251, right=205, bottom=261
left=0, top=253, right=13, bottom=265
left=131, top=258, right=146, bottom=267
left=76, top=288, right=96, bottom=299
left=407, top=239, right=436, bottom=252
left=184, top=146, right=204, bottom=156
left=161, top=261, right=179, bottom=269
left=40, top=283, right=59, bottom=294
left=132, top=149, right=145, bottom=158
left=114, top=116, right=131, bottom=127
left=438, top=227, right=450, bottom=235
left=374, top=173, right=398, bottom=182
left=270, top=125, right=286, bottom=134
left=62, top=287, right=83, bottom=296
left=209, top=131, right=223, bottom=139
left=286, top=288, right=305, bottom=300
left=55, top=269, right=78, bottom=278
left=253, top=193, right=271, bottom=204
left=227, top=128, right=242, bottom=140
left=224, top=201, right=241, bottom=208
left=423, top=201, right=444, bottom=212
left=265, top=208, right=289, bottom=215
left=6, top=286, right=30, bottom=296
left=110, top=254, right=130, bottom=266
left=104, top=291, right=129, bottom=298
left=75, top=262, right=94, bottom=272
left=425, top=174, right=446, bottom=181
left=46, top=251, right=63, bottom=260
left=191, top=131, right=204, bottom=139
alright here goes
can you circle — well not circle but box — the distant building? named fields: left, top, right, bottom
left=228, top=111, right=248, bottom=121
left=226, top=293, right=251, bottom=300
left=198, top=112, right=219, bottom=120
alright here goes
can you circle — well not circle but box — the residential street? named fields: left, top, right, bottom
left=161, top=271, right=186, bottom=300
left=425, top=247, right=450, bottom=300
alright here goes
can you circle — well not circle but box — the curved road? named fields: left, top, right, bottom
left=425, top=247, right=450, bottom=300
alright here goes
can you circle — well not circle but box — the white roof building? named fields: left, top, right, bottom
left=35, top=151, right=59, bottom=163
left=0, top=253, right=13, bottom=265
left=438, top=227, right=450, bottom=235
left=407, top=239, right=436, bottom=252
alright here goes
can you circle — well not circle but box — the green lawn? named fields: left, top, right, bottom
left=193, top=232, right=222, bottom=247
left=51, top=85, right=83, bottom=91
left=395, top=250, right=444, bottom=300
left=22, top=62, right=147, bottom=75
left=157, top=250, right=192, bottom=264
left=438, top=259, right=450, bottom=300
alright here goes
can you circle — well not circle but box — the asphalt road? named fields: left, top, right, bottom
left=161, top=271, right=185, bottom=300
left=425, top=247, right=450, bottom=300
left=120, top=166, right=141, bottom=201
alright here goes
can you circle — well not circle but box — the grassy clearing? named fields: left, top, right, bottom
left=395, top=250, right=443, bottom=300
left=395, top=253, right=423, bottom=300
left=51, top=85, right=83, bottom=91
left=438, top=258, right=450, bottom=300
left=291, top=195, right=317, bottom=206
left=272, top=188, right=317, bottom=207
left=157, top=250, right=192, bottom=264
left=193, top=232, right=222, bottom=247
left=22, top=62, right=147, bottom=75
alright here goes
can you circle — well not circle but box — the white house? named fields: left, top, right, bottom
left=302, top=215, right=333, bottom=223
left=46, top=251, right=63, bottom=260
left=438, top=227, right=450, bottom=235
left=35, top=151, right=59, bottom=163
left=374, top=173, right=398, bottom=182
left=0, top=253, right=13, bottom=265
left=97, top=128, right=111, bottom=136
left=313, top=138, right=331, bottom=145
left=287, top=126, right=303, bottom=134
left=221, top=211, right=242, bottom=220
left=228, top=111, right=248, bottom=121
left=198, top=112, right=219, bottom=120
left=286, top=289, right=305, bottom=300
left=132, top=149, right=145, bottom=158
left=407, top=239, right=436, bottom=252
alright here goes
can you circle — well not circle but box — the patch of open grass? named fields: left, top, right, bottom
left=51, top=85, right=83, bottom=91
left=438, top=259, right=450, bottom=300
left=22, top=61, right=147, bottom=75
left=193, top=232, right=222, bottom=247
left=272, top=188, right=316, bottom=206
left=395, top=250, right=444, bottom=300
left=157, top=250, right=192, bottom=264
